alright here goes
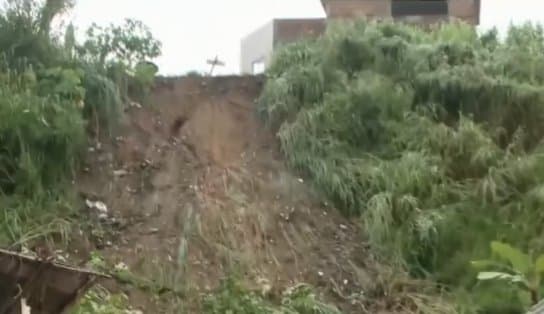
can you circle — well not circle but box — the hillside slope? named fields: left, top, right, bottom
left=74, top=76, right=389, bottom=313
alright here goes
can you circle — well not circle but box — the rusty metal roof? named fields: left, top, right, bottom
left=0, top=248, right=107, bottom=314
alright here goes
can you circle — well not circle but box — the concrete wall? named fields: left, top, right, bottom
left=240, top=21, right=274, bottom=74
left=240, top=19, right=326, bottom=74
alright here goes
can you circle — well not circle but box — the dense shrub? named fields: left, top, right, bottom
left=0, top=0, right=161, bottom=243
left=259, top=19, right=544, bottom=313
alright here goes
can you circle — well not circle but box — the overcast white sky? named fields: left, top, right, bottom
left=70, top=0, right=544, bottom=75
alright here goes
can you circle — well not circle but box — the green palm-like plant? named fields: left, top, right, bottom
left=472, top=241, right=544, bottom=307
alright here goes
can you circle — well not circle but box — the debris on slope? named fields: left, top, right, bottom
left=73, top=76, right=411, bottom=313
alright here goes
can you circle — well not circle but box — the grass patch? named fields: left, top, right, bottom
left=72, top=286, right=131, bottom=314
left=203, top=277, right=343, bottom=314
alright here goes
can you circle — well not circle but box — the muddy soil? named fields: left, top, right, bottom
left=74, top=76, right=381, bottom=313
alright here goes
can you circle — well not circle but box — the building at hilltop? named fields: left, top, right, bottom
left=240, top=0, right=481, bottom=74
left=240, top=19, right=326, bottom=75
left=321, top=0, right=480, bottom=25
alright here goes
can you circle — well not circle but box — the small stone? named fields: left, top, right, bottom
left=115, top=262, right=129, bottom=271
left=298, top=178, right=304, bottom=183
left=343, top=279, right=349, bottom=285
left=318, top=271, right=324, bottom=277
left=113, top=169, right=129, bottom=177
left=339, top=224, right=348, bottom=230
left=126, top=187, right=137, bottom=193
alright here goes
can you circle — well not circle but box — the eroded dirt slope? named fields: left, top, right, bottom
left=75, top=76, right=378, bottom=313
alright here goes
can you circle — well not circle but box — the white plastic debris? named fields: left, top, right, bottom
left=339, top=224, right=348, bottom=230
left=113, top=169, right=129, bottom=177
left=86, top=200, right=108, bottom=214
left=298, top=178, right=304, bottom=183
left=21, top=299, right=31, bottom=314
left=318, top=271, right=324, bottom=277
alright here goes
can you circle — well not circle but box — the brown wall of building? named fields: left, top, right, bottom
left=321, top=0, right=480, bottom=25
left=323, top=0, right=391, bottom=19
left=273, top=19, right=327, bottom=47
left=448, top=0, right=480, bottom=25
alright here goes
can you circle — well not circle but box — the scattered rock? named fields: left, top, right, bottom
left=126, top=187, right=138, bottom=194
left=115, top=262, right=129, bottom=271
left=129, top=101, right=142, bottom=109
left=113, top=169, right=129, bottom=177
left=98, top=213, right=108, bottom=221
left=339, top=224, right=348, bottom=230
left=140, top=159, right=152, bottom=169
left=257, top=277, right=272, bottom=296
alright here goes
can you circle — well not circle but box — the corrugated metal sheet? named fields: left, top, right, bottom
left=0, top=248, right=107, bottom=314
left=528, top=300, right=544, bottom=314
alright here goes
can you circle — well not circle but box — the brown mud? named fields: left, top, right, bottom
left=73, top=76, right=386, bottom=313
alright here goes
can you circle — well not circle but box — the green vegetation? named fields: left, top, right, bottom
left=204, top=277, right=343, bottom=314
left=472, top=242, right=544, bottom=308
left=259, top=19, right=544, bottom=312
left=72, top=287, right=131, bottom=314
left=0, top=0, right=160, bottom=245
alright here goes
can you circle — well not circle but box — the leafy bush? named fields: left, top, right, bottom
left=0, top=0, right=161, bottom=243
left=259, top=19, right=544, bottom=312
left=78, top=18, right=161, bottom=104
left=0, top=86, right=84, bottom=195
left=472, top=242, right=544, bottom=309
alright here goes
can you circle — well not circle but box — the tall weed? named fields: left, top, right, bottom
left=0, top=0, right=160, bottom=246
left=259, top=19, right=544, bottom=312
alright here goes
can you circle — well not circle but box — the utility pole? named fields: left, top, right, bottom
left=206, top=55, right=225, bottom=76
